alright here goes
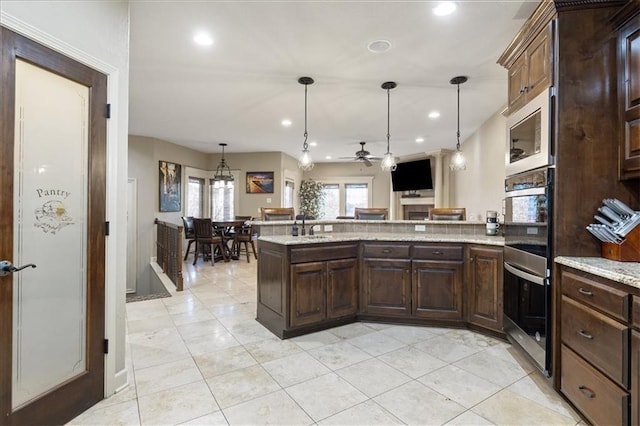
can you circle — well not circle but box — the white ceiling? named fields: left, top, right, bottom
left=128, top=1, right=539, bottom=163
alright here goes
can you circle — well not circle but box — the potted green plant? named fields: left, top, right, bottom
left=298, top=179, right=325, bottom=219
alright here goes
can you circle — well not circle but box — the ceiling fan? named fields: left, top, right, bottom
left=339, top=142, right=382, bottom=167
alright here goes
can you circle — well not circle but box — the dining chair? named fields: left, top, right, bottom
left=192, top=218, right=228, bottom=265
left=232, top=222, right=257, bottom=262
left=181, top=216, right=196, bottom=260
left=428, top=207, right=466, bottom=221
left=354, top=207, right=388, bottom=220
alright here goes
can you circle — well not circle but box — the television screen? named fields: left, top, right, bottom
left=391, top=159, right=433, bottom=192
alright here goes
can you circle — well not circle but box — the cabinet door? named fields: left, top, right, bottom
left=508, top=54, right=528, bottom=112
left=526, top=26, right=551, bottom=100
left=362, top=259, right=411, bottom=316
left=620, top=22, right=640, bottom=179
left=290, top=262, right=326, bottom=327
left=468, top=246, right=504, bottom=331
left=633, top=330, right=640, bottom=426
left=327, top=258, right=358, bottom=319
left=412, top=260, right=463, bottom=320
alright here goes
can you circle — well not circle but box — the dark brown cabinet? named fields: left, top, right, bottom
left=412, top=244, right=464, bottom=320
left=505, top=22, right=553, bottom=114
left=361, top=258, right=411, bottom=317
left=632, top=329, right=640, bottom=426
left=290, top=257, right=358, bottom=328
left=467, top=245, right=503, bottom=331
left=618, top=13, right=640, bottom=180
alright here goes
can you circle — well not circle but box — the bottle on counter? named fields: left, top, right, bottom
left=292, top=221, right=299, bottom=236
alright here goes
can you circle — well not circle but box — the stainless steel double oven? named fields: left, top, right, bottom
left=503, top=166, right=553, bottom=376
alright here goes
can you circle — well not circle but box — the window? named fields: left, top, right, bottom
left=345, top=183, right=368, bottom=216
left=321, top=184, right=340, bottom=219
left=186, top=177, right=204, bottom=217
left=284, top=180, right=295, bottom=208
left=317, top=177, right=373, bottom=218
left=209, top=180, right=234, bottom=220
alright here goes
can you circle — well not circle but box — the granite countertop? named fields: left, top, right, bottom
left=259, top=232, right=504, bottom=247
left=555, top=256, right=640, bottom=288
left=254, top=219, right=488, bottom=225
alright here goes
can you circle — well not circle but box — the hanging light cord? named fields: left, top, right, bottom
left=456, top=82, right=461, bottom=151
left=386, top=86, right=391, bottom=153
left=303, top=83, right=309, bottom=151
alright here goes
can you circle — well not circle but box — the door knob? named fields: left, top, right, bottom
left=0, top=260, right=37, bottom=277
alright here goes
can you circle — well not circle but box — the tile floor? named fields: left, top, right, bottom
left=69, top=260, right=583, bottom=425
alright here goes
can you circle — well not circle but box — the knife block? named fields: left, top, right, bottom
left=602, top=225, right=640, bottom=262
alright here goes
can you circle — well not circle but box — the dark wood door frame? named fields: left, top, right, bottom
left=0, top=26, right=107, bottom=425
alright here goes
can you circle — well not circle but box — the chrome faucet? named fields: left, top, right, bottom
left=301, top=215, right=306, bottom=236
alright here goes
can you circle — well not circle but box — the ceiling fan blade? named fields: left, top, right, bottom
left=363, top=158, right=372, bottom=167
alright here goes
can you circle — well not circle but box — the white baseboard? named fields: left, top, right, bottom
left=150, top=260, right=178, bottom=295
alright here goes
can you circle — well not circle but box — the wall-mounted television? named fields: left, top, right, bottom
left=391, top=159, right=433, bottom=192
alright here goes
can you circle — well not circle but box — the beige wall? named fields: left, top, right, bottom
left=453, top=110, right=507, bottom=222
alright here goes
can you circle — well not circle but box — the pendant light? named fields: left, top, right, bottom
left=213, top=143, right=234, bottom=188
left=381, top=81, right=397, bottom=172
left=298, top=76, right=315, bottom=171
left=449, top=75, right=468, bottom=171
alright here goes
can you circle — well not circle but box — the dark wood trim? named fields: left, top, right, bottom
left=610, top=0, right=640, bottom=28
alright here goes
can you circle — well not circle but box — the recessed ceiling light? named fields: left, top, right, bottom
left=193, top=32, right=214, bottom=46
left=309, top=141, right=318, bottom=147
left=428, top=111, right=441, bottom=119
left=433, top=2, right=457, bottom=16
left=416, top=137, right=425, bottom=143
left=367, top=40, right=392, bottom=53
left=325, top=155, right=332, bottom=160
left=281, top=119, right=292, bottom=127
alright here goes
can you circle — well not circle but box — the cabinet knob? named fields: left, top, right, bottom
left=519, top=87, right=526, bottom=94
left=578, top=329, right=593, bottom=340
left=469, top=257, right=474, bottom=262
left=432, top=251, right=443, bottom=256
left=578, top=287, right=593, bottom=297
left=578, top=385, right=595, bottom=399
left=382, top=249, right=391, bottom=254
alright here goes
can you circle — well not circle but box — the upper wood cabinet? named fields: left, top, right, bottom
left=506, top=24, right=553, bottom=114
left=618, top=10, right=640, bottom=180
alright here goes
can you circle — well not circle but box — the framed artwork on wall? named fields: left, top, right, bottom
left=246, top=171, right=274, bottom=193
left=159, top=160, right=182, bottom=212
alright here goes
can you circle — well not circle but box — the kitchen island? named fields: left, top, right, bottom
left=255, top=220, right=506, bottom=340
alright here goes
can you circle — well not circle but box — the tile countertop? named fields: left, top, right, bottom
left=555, top=256, right=640, bottom=288
left=258, top=232, right=505, bottom=247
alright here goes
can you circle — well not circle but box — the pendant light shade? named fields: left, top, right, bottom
left=213, top=143, right=234, bottom=188
left=381, top=81, right=397, bottom=172
left=298, top=76, right=315, bottom=171
left=449, top=75, right=468, bottom=171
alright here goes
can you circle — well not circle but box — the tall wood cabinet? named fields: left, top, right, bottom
left=617, top=3, right=640, bottom=180
left=467, top=245, right=504, bottom=331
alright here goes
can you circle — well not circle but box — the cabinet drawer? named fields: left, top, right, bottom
left=362, top=243, right=410, bottom=259
left=561, top=345, right=629, bottom=426
left=412, top=244, right=463, bottom=261
left=290, top=244, right=358, bottom=263
left=562, top=270, right=629, bottom=322
left=561, top=295, right=629, bottom=388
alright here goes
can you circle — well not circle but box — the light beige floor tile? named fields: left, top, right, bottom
left=379, top=324, right=439, bottom=345
left=418, top=364, right=502, bottom=408
left=445, top=410, right=496, bottom=425
left=67, top=399, right=140, bottom=426
left=205, top=364, right=281, bottom=409
left=127, top=315, right=175, bottom=334
left=360, top=321, right=394, bottom=331
left=374, top=380, right=466, bottom=425
left=507, top=374, right=582, bottom=421
left=290, top=330, right=342, bottom=350
left=262, top=351, right=331, bottom=387
left=378, top=346, right=448, bottom=379
left=193, top=345, right=257, bottom=378
left=413, top=332, right=487, bottom=363
left=226, top=320, right=275, bottom=344
left=184, top=329, right=240, bottom=356
left=176, top=319, right=227, bottom=341
left=472, top=389, right=577, bottom=425
left=336, top=358, right=411, bottom=397
left=129, top=340, right=191, bottom=371
left=346, top=330, right=406, bottom=356
left=327, top=322, right=377, bottom=340
left=222, top=389, right=313, bottom=425
left=308, top=341, right=372, bottom=370
left=286, top=372, right=368, bottom=422
left=126, top=299, right=170, bottom=321
left=134, top=357, right=203, bottom=397
left=318, top=400, right=404, bottom=425
left=171, top=307, right=216, bottom=326
left=453, top=350, right=530, bottom=387
left=179, top=411, right=228, bottom=425
left=91, top=381, right=137, bottom=409
left=243, top=336, right=303, bottom=363
left=137, top=380, right=219, bottom=425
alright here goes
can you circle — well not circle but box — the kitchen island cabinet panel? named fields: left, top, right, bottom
left=290, top=262, right=326, bottom=328
left=327, top=258, right=359, bottom=319
left=412, top=260, right=464, bottom=320
left=467, top=245, right=504, bottom=332
left=361, top=259, right=411, bottom=317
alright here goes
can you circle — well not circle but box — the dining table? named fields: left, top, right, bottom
left=212, top=220, right=249, bottom=259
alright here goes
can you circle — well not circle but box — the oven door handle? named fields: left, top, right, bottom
left=504, top=261, right=545, bottom=286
